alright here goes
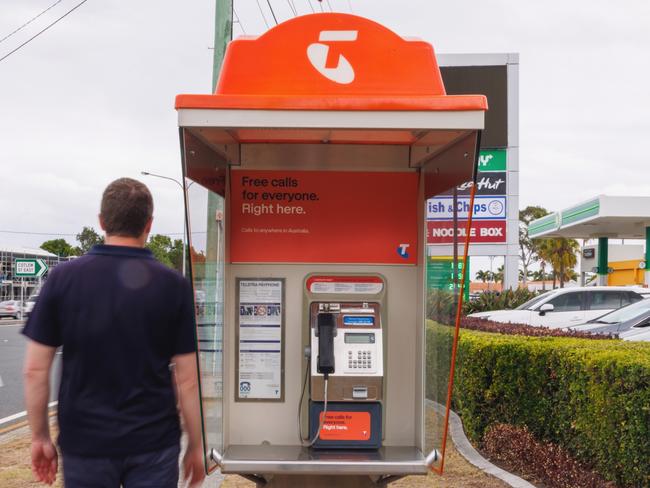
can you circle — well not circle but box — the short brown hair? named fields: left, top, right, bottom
left=100, top=178, right=153, bottom=237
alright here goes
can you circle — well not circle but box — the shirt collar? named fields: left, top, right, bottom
left=88, top=244, right=154, bottom=259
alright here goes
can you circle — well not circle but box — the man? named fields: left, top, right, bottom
left=23, top=178, right=205, bottom=487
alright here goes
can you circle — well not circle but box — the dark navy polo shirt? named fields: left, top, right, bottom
left=23, top=244, right=197, bottom=457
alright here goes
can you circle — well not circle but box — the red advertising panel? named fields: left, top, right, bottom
left=427, top=220, right=506, bottom=244
left=319, top=411, right=371, bottom=441
left=231, top=170, right=418, bottom=264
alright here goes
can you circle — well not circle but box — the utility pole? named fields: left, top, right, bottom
left=206, top=0, right=232, bottom=261
left=203, top=0, right=232, bottom=387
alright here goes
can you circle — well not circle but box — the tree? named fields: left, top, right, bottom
left=494, top=265, right=504, bottom=285
left=76, top=227, right=104, bottom=254
left=537, top=238, right=580, bottom=288
left=519, top=206, right=550, bottom=286
left=146, top=234, right=183, bottom=272
left=40, top=239, right=75, bottom=257
left=475, top=270, right=491, bottom=283
left=168, top=239, right=184, bottom=272
left=146, top=234, right=174, bottom=268
left=475, top=269, right=493, bottom=291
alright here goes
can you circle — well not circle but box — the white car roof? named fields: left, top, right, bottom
left=546, top=286, right=646, bottom=295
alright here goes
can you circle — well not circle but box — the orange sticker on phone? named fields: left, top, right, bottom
left=319, top=411, right=371, bottom=441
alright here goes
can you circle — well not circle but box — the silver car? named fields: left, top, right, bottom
left=0, top=300, right=23, bottom=319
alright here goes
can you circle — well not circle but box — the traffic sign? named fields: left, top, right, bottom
left=15, top=259, right=48, bottom=278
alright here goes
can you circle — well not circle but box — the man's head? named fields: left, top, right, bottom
left=99, top=178, right=154, bottom=242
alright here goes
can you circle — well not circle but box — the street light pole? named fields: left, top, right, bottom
left=141, top=171, right=189, bottom=276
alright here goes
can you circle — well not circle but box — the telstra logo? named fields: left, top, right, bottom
left=307, top=30, right=358, bottom=84
left=397, top=244, right=410, bottom=259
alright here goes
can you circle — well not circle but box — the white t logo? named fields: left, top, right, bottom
left=307, top=30, right=357, bottom=84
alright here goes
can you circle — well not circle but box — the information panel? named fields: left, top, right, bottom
left=230, top=170, right=418, bottom=264
left=235, top=278, right=285, bottom=402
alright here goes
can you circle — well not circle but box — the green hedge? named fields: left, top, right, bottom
left=426, top=323, right=650, bottom=487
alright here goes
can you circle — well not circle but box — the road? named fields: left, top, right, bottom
left=0, top=319, right=61, bottom=420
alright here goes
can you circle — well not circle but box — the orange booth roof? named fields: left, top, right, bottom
left=175, top=13, right=488, bottom=112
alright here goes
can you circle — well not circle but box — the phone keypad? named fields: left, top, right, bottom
left=347, top=350, right=373, bottom=370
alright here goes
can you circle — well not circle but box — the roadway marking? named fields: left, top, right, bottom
left=0, top=401, right=58, bottom=427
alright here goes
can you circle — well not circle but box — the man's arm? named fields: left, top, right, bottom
left=173, top=352, right=205, bottom=487
left=23, top=340, right=58, bottom=485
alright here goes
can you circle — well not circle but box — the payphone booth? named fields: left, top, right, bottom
left=176, top=13, right=486, bottom=487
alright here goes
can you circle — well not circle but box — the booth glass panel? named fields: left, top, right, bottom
left=422, top=132, right=478, bottom=471
left=182, top=131, right=227, bottom=471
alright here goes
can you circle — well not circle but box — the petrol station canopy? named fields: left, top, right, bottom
left=529, top=195, right=650, bottom=240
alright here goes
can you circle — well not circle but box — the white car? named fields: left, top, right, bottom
left=624, top=329, right=650, bottom=341
left=468, top=286, right=646, bottom=329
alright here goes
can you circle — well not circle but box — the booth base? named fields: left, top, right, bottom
left=235, top=474, right=403, bottom=487
left=221, top=444, right=429, bottom=478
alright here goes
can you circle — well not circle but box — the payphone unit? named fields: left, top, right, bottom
left=303, top=276, right=386, bottom=449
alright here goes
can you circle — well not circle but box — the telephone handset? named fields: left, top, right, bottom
left=302, top=310, right=337, bottom=446
left=316, top=313, right=336, bottom=377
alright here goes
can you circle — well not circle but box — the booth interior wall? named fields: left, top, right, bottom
left=225, top=263, right=419, bottom=447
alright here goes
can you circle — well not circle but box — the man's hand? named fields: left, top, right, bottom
left=182, top=445, right=205, bottom=487
left=24, top=340, right=57, bottom=485
left=31, top=438, right=58, bottom=485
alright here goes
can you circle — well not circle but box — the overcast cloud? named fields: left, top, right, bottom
left=1, top=0, right=649, bottom=250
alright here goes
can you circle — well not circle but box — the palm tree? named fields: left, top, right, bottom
left=476, top=270, right=491, bottom=283
left=537, top=238, right=580, bottom=288
left=494, top=265, right=504, bottom=286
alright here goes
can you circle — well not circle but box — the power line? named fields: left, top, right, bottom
left=0, top=0, right=90, bottom=64
left=317, top=0, right=324, bottom=12
left=286, top=0, right=297, bottom=16
left=347, top=0, right=354, bottom=13
left=306, top=0, right=315, bottom=13
left=326, top=0, right=333, bottom=11
left=255, top=0, right=270, bottom=28
left=0, top=0, right=65, bottom=45
left=233, top=6, right=247, bottom=34
left=0, top=229, right=194, bottom=237
left=265, top=0, right=279, bottom=24
left=0, top=229, right=76, bottom=237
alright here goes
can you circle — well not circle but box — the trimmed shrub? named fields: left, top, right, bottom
left=460, top=316, right=616, bottom=340
left=426, top=323, right=650, bottom=487
left=482, top=423, right=616, bottom=488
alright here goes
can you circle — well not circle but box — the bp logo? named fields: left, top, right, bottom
left=239, top=381, right=251, bottom=394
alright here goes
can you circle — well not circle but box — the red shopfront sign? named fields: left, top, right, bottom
left=427, top=220, right=506, bottom=245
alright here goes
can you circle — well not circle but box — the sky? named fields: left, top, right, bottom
left=1, top=0, right=649, bottom=252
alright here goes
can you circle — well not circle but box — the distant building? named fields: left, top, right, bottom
left=0, top=246, right=67, bottom=301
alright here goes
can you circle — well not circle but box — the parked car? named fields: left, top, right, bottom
left=24, top=295, right=38, bottom=317
left=467, top=286, right=645, bottom=329
left=568, top=298, right=650, bottom=337
left=624, top=329, right=650, bottom=341
left=0, top=300, right=23, bottom=319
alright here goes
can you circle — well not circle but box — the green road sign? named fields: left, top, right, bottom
left=15, top=259, right=48, bottom=278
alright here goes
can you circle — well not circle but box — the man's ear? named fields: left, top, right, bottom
left=98, top=214, right=106, bottom=231
left=144, top=217, right=153, bottom=235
